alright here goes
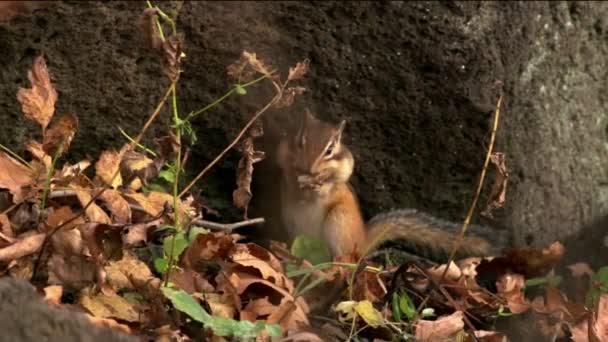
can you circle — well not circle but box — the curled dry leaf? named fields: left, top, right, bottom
left=138, top=7, right=162, bottom=51
left=474, top=330, right=508, bottom=342
left=104, top=250, right=159, bottom=292
left=242, top=50, right=273, bottom=77
left=477, top=241, right=565, bottom=279
left=0, top=152, right=33, bottom=203
left=74, top=188, right=112, bottom=224
left=42, top=112, right=78, bottom=157
left=287, top=59, right=310, bottom=81
left=95, top=148, right=123, bottom=189
left=481, top=152, right=509, bottom=218
left=233, top=123, right=265, bottom=218
left=16, top=55, right=57, bottom=131
left=589, top=294, right=608, bottom=342
left=125, top=191, right=172, bottom=217
left=496, top=273, right=529, bottom=314
left=97, top=189, right=132, bottom=224
left=25, top=140, right=52, bottom=169
left=56, top=159, right=92, bottom=185
left=122, top=217, right=163, bottom=247
left=161, top=35, right=184, bottom=82
left=231, top=246, right=291, bottom=290
left=274, top=86, right=306, bottom=109
left=120, top=150, right=161, bottom=189
left=226, top=53, right=256, bottom=82
left=182, top=232, right=238, bottom=269
left=414, top=310, right=465, bottom=341
left=0, top=231, right=45, bottom=262
left=85, top=314, right=133, bottom=335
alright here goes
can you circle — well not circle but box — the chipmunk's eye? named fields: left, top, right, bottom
left=324, top=143, right=335, bottom=158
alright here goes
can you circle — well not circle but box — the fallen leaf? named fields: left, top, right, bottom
left=25, top=140, right=52, bottom=169
left=95, top=148, right=123, bottom=189
left=43, top=285, right=63, bottom=305
left=0, top=231, right=45, bottom=262
left=74, top=188, right=111, bottom=224
left=589, top=294, right=608, bottom=342
left=97, top=189, right=131, bottom=224
left=481, top=152, right=509, bottom=218
left=496, top=273, right=529, bottom=314
left=0, top=152, right=33, bottom=203
left=415, top=310, right=465, bottom=341
left=47, top=206, right=86, bottom=256
left=125, top=191, right=172, bottom=217
left=104, top=250, right=158, bottom=291
left=80, top=289, right=141, bottom=323
left=161, top=35, right=183, bottom=82
left=120, top=150, right=161, bottom=189
left=42, top=112, right=78, bottom=157
left=47, top=253, right=97, bottom=289
left=242, top=297, right=278, bottom=319
left=231, top=245, right=290, bottom=290
left=85, top=314, right=133, bottom=334
left=474, top=330, right=508, bottom=342
left=182, top=231, right=237, bottom=269
left=16, top=55, right=57, bottom=131
left=193, top=293, right=235, bottom=319
left=122, top=217, right=163, bottom=247
left=168, top=269, right=214, bottom=294
left=476, top=241, right=565, bottom=279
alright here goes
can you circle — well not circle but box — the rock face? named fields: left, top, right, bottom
left=0, top=276, right=137, bottom=342
left=0, top=1, right=607, bottom=249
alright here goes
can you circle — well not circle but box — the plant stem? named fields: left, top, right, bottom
left=164, top=82, right=182, bottom=286
left=184, top=73, right=271, bottom=122
left=117, top=126, right=157, bottom=157
left=0, top=143, right=31, bottom=169
left=39, top=144, right=63, bottom=221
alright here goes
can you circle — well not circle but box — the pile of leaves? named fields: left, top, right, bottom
left=1, top=3, right=608, bottom=342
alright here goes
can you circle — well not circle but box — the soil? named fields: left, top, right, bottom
left=0, top=1, right=607, bottom=259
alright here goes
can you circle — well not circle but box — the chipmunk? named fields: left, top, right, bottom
left=273, top=109, right=511, bottom=263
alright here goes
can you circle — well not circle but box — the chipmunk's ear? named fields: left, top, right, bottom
left=296, top=108, right=316, bottom=148
left=334, top=119, right=346, bottom=144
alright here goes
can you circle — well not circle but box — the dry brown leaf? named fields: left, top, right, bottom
left=43, top=285, right=63, bottom=305
left=74, top=188, right=111, bottom=224
left=287, top=59, right=310, bottom=81
left=414, top=310, right=465, bottom=341
left=267, top=299, right=301, bottom=331
left=481, top=152, right=509, bottom=218
left=168, top=269, right=214, bottom=294
left=274, top=86, right=306, bottom=109
left=242, top=297, right=277, bottom=318
left=242, top=51, right=273, bottom=77
left=182, top=232, right=238, bottom=270
left=122, top=217, right=163, bottom=247
left=47, top=206, right=87, bottom=256
left=97, top=189, right=131, bottom=224
left=104, top=250, right=158, bottom=291
left=496, top=273, right=529, bottom=314
left=193, top=293, right=235, bottom=319
left=42, top=112, right=78, bottom=157
left=0, top=231, right=45, bottom=262
left=138, top=7, right=162, bottom=51
left=120, top=150, right=161, bottom=188
left=79, top=290, right=141, bottom=323
left=25, top=140, right=52, bottom=169
left=233, top=125, right=265, bottom=218
left=47, top=253, right=97, bottom=289
left=589, top=294, right=608, bottom=342
left=226, top=53, right=256, bottom=82
left=0, top=152, right=33, bottom=203
left=0, top=213, right=13, bottom=238
left=161, top=35, right=183, bottom=82
left=231, top=247, right=290, bottom=290
left=473, top=330, right=508, bottom=342
left=95, top=148, right=123, bottom=189
left=85, top=314, right=133, bottom=335
left=125, top=191, right=172, bottom=217
left=16, top=55, right=57, bottom=131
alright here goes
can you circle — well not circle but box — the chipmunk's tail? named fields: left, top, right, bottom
left=363, top=209, right=511, bottom=263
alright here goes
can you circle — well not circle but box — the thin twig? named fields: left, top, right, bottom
left=191, top=217, right=264, bottom=231
left=178, top=91, right=283, bottom=198
left=414, top=93, right=504, bottom=319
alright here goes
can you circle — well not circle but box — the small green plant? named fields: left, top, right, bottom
left=154, top=226, right=209, bottom=274
left=162, top=286, right=282, bottom=339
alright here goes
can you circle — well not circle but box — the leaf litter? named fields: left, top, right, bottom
left=0, top=12, right=604, bottom=342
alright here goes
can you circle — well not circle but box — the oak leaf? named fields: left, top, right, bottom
left=16, top=55, right=57, bottom=131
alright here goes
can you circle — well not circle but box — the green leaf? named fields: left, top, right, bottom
left=421, top=307, right=436, bottom=318
left=163, top=233, right=189, bottom=260
left=154, top=258, right=169, bottom=274
left=161, top=287, right=282, bottom=338
left=391, top=293, right=402, bottom=322
left=161, top=287, right=210, bottom=323
left=586, top=266, right=608, bottom=307
left=235, top=84, right=247, bottom=95
left=187, top=226, right=210, bottom=241
left=290, top=234, right=332, bottom=265
left=159, top=169, right=175, bottom=183
left=399, top=291, right=416, bottom=320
